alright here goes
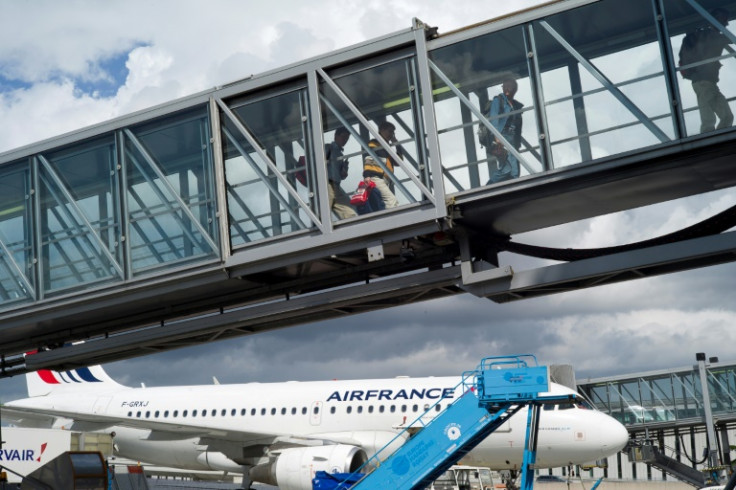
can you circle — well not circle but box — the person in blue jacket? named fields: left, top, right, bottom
left=486, top=78, right=524, bottom=184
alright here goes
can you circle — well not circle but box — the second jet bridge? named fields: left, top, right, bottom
left=1, top=0, right=736, bottom=372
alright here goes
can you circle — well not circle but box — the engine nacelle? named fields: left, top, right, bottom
left=250, top=444, right=367, bottom=490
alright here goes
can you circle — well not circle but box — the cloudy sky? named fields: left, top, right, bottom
left=1, top=0, right=735, bottom=404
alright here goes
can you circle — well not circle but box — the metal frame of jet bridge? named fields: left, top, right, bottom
left=1, top=0, right=736, bottom=374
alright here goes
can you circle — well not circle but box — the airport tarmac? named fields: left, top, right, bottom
left=532, top=483, right=693, bottom=490
left=143, top=480, right=695, bottom=490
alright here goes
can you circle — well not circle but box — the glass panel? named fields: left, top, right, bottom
left=673, top=372, right=702, bottom=419
left=664, top=0, right=736, bottom=136
left=430, top=24, right=542, bottom=190
left=532, top=0, right=675, bottom=168
left=589, top=385, right=609, bottom=409
left=707, top=368, right=736, bottom=413
left=322, top=56, right=430, bottom=215
left=224, top=87, right=315, bottom=246
left=0, top=165, right=35, bottom=307
left=639, top=378, right=676, bottom=421
left=124, top=107, right=218, bottom=274
left=39, top=136, right=122, bottom=295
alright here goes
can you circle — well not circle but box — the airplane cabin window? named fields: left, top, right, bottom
left=313, top=406, right=320, bottom=414
left=192, top=410, right=198, bottom=416
left=241, top=408, right=246, bottom=416
left=145, top=411, right=151, bottom=418
left=330, top=407, right=336, bottom=414
left=251, top=408, right=256, bottom=416
left=230, top=409, right=235, bottom=416
left=212, top=409, right=217, bottom=416
left=357, top=406, right=363, bottom=414
left=271, top=408, right=276, bottom=415
left=164, top=410, right=169, bottom=418
left=127, top=411, right=132, bottom=417
left=412, top=405, right=418, bottom=412
left=390, top=405, right=396, bottom=413
left=347, top=406, right=352, bottom=414
left=435, top=404, right=442, bottom=412
left=379, top=406, right=385, bottom=413
left=202, top=410, right=207, bottom=417
left=368, top=406, right=374, bottom=413
left=183, top=410, right=188, bottom=417
left=261, top=408, right=266, bottom=416
left=155, top=411, right=160, bottom=417
left=173, top=410, right=178, bottom=417
left=136, top=411, right=141, bottom=417
left=281, top=407, right=286, bottom=415
left=291, top=407, right=297, bottom=415
left=401, top=405, right=407, bottom=413
left=302, top=407, right=307, bottom=415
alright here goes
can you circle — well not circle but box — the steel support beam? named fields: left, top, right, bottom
left=461, top=231, right=736, bottom=303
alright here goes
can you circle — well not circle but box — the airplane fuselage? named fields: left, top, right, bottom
left=11, top=375, right=629, bottom=473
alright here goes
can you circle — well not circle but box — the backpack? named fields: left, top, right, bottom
left=678, top=29, right=703, bottom=80
left=477, top=99, right=493, bottom=148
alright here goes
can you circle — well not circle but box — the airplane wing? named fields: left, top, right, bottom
left=0, top=405, right=57, bottom=428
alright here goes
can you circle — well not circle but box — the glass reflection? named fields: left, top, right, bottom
left=321, top=56, right=430, bottom=215
left=664, top=0, right=736, bottom=136
left=224, top=87, right=315, bottom=246
left=124, top=107, right=218, bottom=274
left=0, top=166, right=35, bottom=306
left=532, top=0, right=674, bottom=167
left=40, top=136, right=122, bottom=294
left=430, top=24, right=541, bottom=191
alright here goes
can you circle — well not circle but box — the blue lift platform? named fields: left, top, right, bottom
left=313, top=355, right=577, bottom=490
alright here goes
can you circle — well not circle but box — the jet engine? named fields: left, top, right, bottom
left=250, top=444, right=368, bottom=490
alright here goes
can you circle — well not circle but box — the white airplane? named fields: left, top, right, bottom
left=2, top=362, right=629, bottom=490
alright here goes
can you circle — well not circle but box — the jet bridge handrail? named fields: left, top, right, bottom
left=478, top=354, right=537, bottom=371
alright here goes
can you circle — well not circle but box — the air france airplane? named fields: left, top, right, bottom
left=2, top=362, right=629, bottom=490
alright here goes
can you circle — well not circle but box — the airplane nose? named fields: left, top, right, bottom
left=602, top=416, right=630, bottom=455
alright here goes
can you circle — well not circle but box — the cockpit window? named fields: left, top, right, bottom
left=558, top=403, right=575, bottom=410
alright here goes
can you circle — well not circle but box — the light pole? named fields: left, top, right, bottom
left=696, top=352, right=722, bottom=482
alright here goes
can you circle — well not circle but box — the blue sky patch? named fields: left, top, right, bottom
left=0, top=74, right=33, bottom=93
left=0, top=45, right=145, bottom=97
left=73, top=48, right=136, bottom=98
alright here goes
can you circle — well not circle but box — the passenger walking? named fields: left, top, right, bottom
left=679, top=8, right=734, bottom=133
left=326, top=127, right=357, bottom=220
left=485, top=78, right=524, bottom=184
left=363, top=121, right=401, bottom=209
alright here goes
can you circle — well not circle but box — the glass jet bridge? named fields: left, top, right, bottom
left=1, top=0, right=736, bottom=373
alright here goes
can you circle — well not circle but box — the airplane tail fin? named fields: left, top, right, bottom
left=25, top=355, right=125, bottom=397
